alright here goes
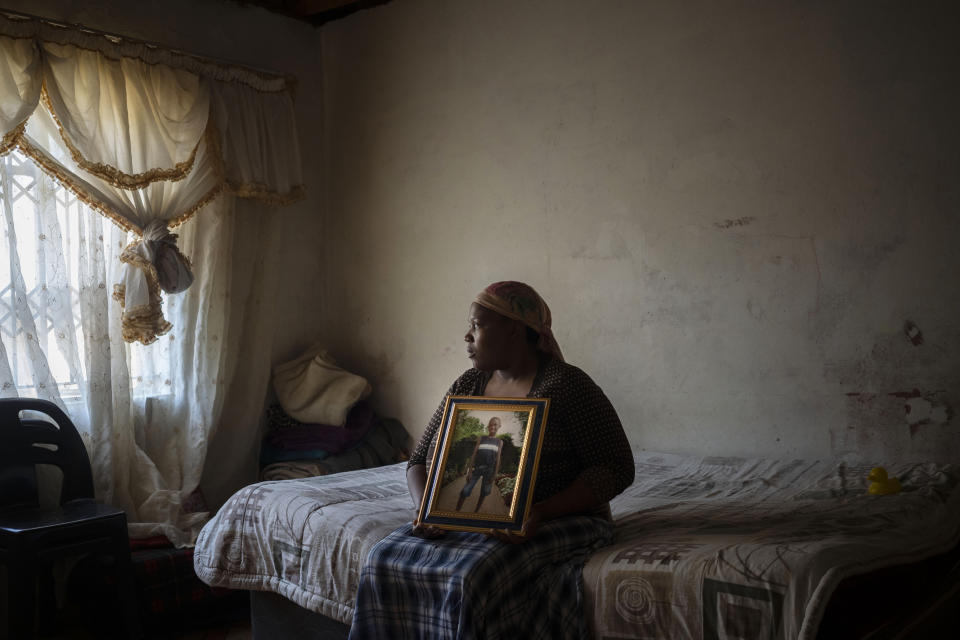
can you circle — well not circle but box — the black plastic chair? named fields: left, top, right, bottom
left=0, top=397, right=141, bottom=638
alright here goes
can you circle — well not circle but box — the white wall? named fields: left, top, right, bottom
left=10, top=0, right=957, bottom=506
left=3, top=0, right=326, bottom=505
left=321, top=0, right=960, bottom=464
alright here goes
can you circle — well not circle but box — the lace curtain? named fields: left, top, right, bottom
left=1, top=149, right=234, bottom=544
left=0, top=12, right=303, bottom=344
left=0, top=11, right=303, bottom=546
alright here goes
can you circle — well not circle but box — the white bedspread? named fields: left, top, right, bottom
left=193, top=451, right=960, bottom=637
left=585, top=450, right=960, bottom=639
left=194, top=464, right=413, bottom=623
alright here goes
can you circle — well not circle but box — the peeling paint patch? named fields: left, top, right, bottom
left=714, top=216, right=755, bottom=229
left=832, top=325, right=960, bottom=460
left=903, top=320, right=924, bottom=346
left=887, top=389, right=953, bottom=435
left=837, top=391, right=944, bottom=457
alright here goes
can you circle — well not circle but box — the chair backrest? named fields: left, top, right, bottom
left=0, top=398, right=95, bottom=508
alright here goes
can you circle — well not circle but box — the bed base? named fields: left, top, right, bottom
left=815, top=540, right=960, bottom=639
left=250, top=590, right=349, bottom=640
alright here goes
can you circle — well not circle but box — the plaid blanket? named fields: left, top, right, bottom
left=348, top=517, right=614, bottom=640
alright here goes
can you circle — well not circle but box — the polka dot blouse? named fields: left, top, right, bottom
left=409, top=358, right=635, bottom=504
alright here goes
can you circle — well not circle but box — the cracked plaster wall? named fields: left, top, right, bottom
left=322, top=0, right=960, bottom=464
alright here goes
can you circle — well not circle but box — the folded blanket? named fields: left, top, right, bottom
left=259, top=417, right=411, bottom=481
left=265, top=402, right=375, bottom=453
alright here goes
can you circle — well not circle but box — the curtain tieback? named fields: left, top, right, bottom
left=141, top=220, right=194, bottom=294
left=112, top=220, right=194, bottom=345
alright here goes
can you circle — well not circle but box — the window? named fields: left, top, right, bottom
left=0, top=149, right=171, bottom=415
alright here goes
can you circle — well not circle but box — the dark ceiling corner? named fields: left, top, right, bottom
left=231, top=0, right=393, bottom=27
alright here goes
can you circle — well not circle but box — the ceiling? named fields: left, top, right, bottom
left=231, top=0, right=392, bottom=26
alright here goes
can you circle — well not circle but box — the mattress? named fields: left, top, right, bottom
left=194, top=449, right=960, bottom=638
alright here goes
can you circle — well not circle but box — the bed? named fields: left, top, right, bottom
left=193, top=448, right=960, bottom=639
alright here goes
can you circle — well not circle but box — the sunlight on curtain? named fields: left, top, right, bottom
left=0, top=148, right=232, bottom=546
left=0, top=149, right=170, bottom=408
left=0, top=25, right=303, bottom=345
left=0, top=11, right=300, bottom=547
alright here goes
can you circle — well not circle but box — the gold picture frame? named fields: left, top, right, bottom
left=417, top=395, right=550, bottom=534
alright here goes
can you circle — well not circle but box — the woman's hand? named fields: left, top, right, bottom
left=489, top=505, right=544, bottom=544
left=411, top=517, right=446, bottom=539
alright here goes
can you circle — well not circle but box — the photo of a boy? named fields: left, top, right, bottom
left=456, top=416, right=504, bottom=512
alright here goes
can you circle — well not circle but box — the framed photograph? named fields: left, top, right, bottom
left=417, top=395, right=550, bottom=533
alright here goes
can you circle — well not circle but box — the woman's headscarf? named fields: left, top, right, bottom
left=474, top=281, right=564, bottom=362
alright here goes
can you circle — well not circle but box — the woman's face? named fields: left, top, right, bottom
left=464, top=303, right=518, bottom=371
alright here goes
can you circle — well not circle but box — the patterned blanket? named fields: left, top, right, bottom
left=584, top=451, right=960, bottom=640
left=193, top=450, right=960, bottom=638
left=193, top=464, right=412, bottom=623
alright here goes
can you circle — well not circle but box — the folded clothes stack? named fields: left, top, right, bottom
left=260, top=345, right=410, bottom=480
left=259, top=416, right=410, bottom=481
left=260, top=401, right=376, bottom=465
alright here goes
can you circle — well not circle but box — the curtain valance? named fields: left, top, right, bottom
left=0, top=12, right=304, bottom=344
left=0, top=11, right=293, bottom=91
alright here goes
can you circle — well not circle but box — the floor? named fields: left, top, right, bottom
left=44, top=617, right=252, bottom=639
left=149, top=620, right=251, bottom=640
left=39, top=595, right=253, bottom=639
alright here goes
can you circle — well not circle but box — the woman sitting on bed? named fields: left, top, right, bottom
left=349, top=281, right=635, bottom=639
left=408, top=280, right=635, bottom=540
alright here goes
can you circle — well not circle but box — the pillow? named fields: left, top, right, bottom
left=272, top=344, right=371, bottom=426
